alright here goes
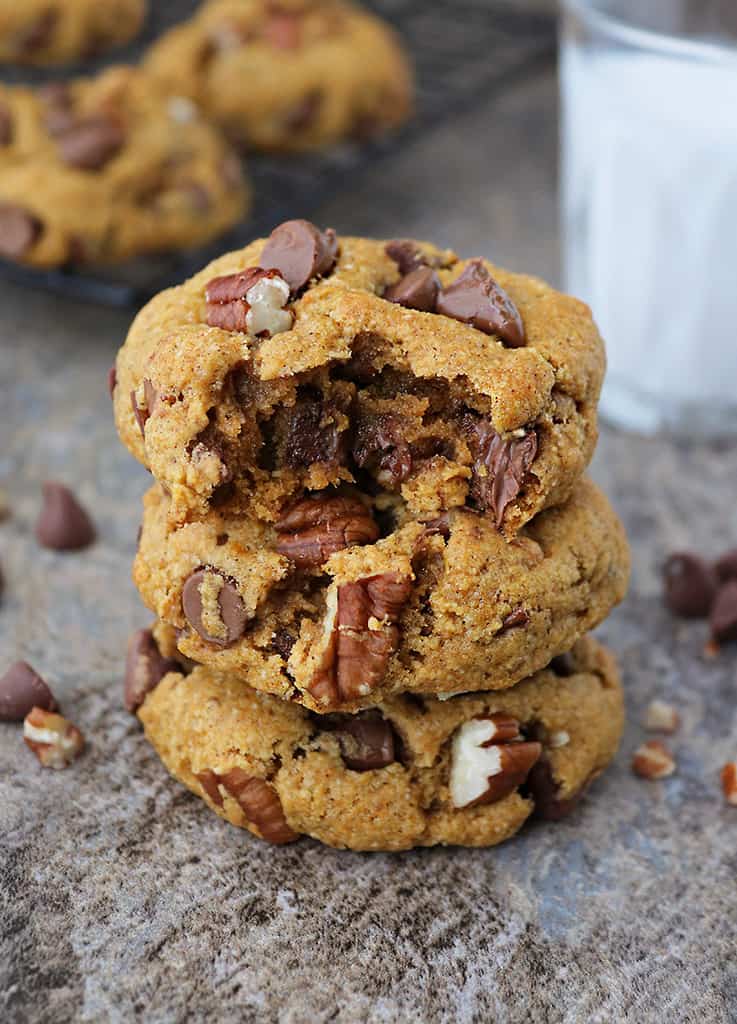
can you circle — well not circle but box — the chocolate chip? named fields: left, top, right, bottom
left=437, top=260, right=525, bottom=347
left=550, top=652, right=576, bottom=677
left=715, top=549, right=737, bottom=583
left=284, top=90, right=322, bottom=132
left=501, top=608, right=529, bottom=631
left=124, top=628, right=181, bottom=713
left=35, top=482, right=95, bottom=551
left=15, top=8, right=58, bottom=55
left=182, top=568, right=248, bottom=646
left=0, top=203, right=42, bottom=259
left=0, top=102, right=13, bottom=146
left=525, top=758, right=581, bottom=821
left=41, top=83, right=75, bottom=137
left=384, top=266, right=440, bottom=312
left=0, top=661, right=57, bottom=722
left=710, top=581, right=737, bottom=645
left=663, top=552, right=718, bottom=618
left=130, top=379, right=158, bottom=436
left=352, top=412, right=412, bottom=489
left=259, top=219, right=338, bottom=293
left=385, top=239, right=427, bottom=275
left=58, top=115, right=125, bottom=171
left=270, top=630, right=296, bottom=662
left=107, top=366, right=117, bottom=399
left=284, top=395, right=349, bottom=469
left=332, top=710, right=397, bottom=772
left=464, top=419, right=538, bottom=528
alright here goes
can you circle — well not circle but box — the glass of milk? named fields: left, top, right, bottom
left=560, top=0, right=737, bottom=437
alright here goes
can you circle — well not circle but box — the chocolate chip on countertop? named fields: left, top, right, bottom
left=58, top=115, right=125, bottom=171
left=331, top=710, right=397, bottom=772
left=385, top=239, right=427, bottom=275
left=259, top=219, right=337, bottom=293
left=663, top=552, right=718, bottom=618
left=182, top=568, right=248, bottom=646
left=436, top=259, right=526, bottom=347
left=35, top=481, right=96, bottom=551
left=384, top=265, right=440, bottom=312
left=0, top=661, right=57, bottom=722
left=124, top=628, right=181, bottom=713
left=0, top=101, right=13, bottom=146
left=710, top=580, right=737, bottom=645
left=715, top=548, right=737, bottom=582
left=0, top=202, right=42, bottom=259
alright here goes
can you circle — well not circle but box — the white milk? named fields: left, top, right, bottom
left=561, top=45, right=737, bottom=435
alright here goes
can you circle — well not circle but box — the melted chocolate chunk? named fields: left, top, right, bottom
left=464, top=418, right=538, bottom=528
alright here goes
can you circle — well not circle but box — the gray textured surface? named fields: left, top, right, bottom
left=2, top=67, right=737, bottom=1024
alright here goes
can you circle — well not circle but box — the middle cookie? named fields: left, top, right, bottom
left=135, top=476, right=630, bottom=712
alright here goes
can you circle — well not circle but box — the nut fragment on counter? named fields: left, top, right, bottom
left=23, top=707, right=84, bottom=769
left=644, top=700, right=680, bottom=735
left=631, top=740, right=676, bottom=780
left=721, top=763, right=737, bottom=806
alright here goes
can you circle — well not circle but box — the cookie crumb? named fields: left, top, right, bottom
left=644, top=700, right=680, bottom=734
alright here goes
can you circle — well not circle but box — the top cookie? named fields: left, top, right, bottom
left=114, top=220, right=605, bottom=537
left=0, top=0, right=146, bottom=65
left=0, top=67, right=249, bottom=267
left=144, top=0, right=412, bottom=152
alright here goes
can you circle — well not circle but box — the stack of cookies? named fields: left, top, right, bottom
left=113, top=219, right=630, bottom=851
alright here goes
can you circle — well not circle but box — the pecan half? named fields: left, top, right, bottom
left=464, top=418, right=538, bottom=528
left=205, top=266, right=293, bottom=336
left=275, top=493, right=379, bottom=568
left=449, top=714, right=541, bottom=808
left=309, top=573, right=412, bottom=704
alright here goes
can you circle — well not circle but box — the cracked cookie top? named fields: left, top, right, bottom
left=0, top=67, right=248, bottom=267
left=137, top=634, right=624, bottom=850
left=144, top=0, right=413, bottom=152
left=114, top=220, right=605, bottom=537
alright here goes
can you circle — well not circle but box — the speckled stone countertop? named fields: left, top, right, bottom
left=1, top=67, right=736, bottom=1024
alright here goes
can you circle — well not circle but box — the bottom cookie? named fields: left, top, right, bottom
left=137, top=635, right=624, bottom=851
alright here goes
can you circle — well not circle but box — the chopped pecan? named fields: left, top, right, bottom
left=632, top=740, right=676, bottom=779
left=464, top=417, right=538, bottom=528
left=205, top=266, right=293, bottom=336
left=275, top=493, right=379, bottom=568
left=219, top=768, right=298, bottom=844
left=309, top=573, right=412, bottom=704
left=23, top=707, right=84, bottom=769
left=644, top=700, right=680, bottom=735
left=449, top=714, right=541, bottom=808
left=721, top=762, right=737, bottom=806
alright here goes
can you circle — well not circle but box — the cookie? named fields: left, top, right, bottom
left=144, top=0, right=412, bottom=152
left=113, top=223, right=605, bottom=537
left=0, top=0, right=145, bottom=65
left=135, top=477, right=629, bottom=711
left=0, top=67, right=248, bottom=267
left=137, top=634, right=624, bottom=850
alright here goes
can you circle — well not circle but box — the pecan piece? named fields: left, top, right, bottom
left=124, top=628, right=181, bottom=713
left=721, top=762, right=737, bottom=806
left=464, top=418, right=538, bottom=528
left=219, top=768, right=298, bottom=844
left=449, top=714, right=541, bottom=808
left=205, top=266, right=293, bottom=336
left=309, top=573, right=412, bottom=704
left=275, top=493, right=379, bottom=568
left=632, top=740, right=676, bottom=779
left=23, top=707, right=84, bottom=770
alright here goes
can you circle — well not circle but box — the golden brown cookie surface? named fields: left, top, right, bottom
left=0, top=0, right=146, bottom=65
left=145, top=0, right=412, bottom=152
left=137, top=635, right=624, bottom=851
left=113, top=226, right=605, bottom=536
left=0, top=67, right=248, bottom=267
left=135, top=477, right=629, bottom=711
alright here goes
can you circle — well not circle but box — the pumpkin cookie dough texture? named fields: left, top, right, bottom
left=145, top=0, right=413, bottom=152
left=0, top=67, right=248, bottom=267
left=0, top=0, right=146, bottom=65
left=137, top=635, right=624, bottom=850
left=135, top=478, right=629, bottom=712
left=113, top=225, right=605, bottom=537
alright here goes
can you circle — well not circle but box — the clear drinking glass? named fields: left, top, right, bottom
left=560, top=0, right=737, bottom=437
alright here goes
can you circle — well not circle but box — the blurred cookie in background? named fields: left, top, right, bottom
left=0, top=66, right=249, bottom=267
left=145, top=0, right=413, bottom=152
left=0, top=0, right=147, bottom=66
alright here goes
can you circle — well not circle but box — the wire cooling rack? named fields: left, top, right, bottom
left=0, top=0, right=555, bottom=308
